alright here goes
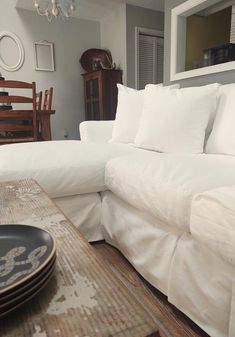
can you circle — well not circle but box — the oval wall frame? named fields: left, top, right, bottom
left=0, top=31, right=25, bottom=72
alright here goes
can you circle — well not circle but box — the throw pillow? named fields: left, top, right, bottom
left=206, top=83, right=235, bottom=155
left=135, top=83, right=219, bottom=154
left=111, top=83, right=180, bottom=144
left=111, top=84, right=145, bottom=144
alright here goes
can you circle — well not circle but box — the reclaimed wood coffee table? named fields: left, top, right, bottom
left=0, top=179, right=166, bottom=337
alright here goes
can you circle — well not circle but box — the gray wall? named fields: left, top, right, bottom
left=0, top=0, right=100, bottom=140
left=164, top=0, right=235, bottom=87
left=126, top=4, right=164, bottom=88
left=101, top=4, right=127, bottom=84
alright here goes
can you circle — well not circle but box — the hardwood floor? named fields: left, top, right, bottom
left=92, top=241, right=210, bottom=337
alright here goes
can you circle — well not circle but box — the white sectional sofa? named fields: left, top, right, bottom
left=1, top=82, right=235, bottom=337
left=0, top=139, right=139, bottom=241
left=82, top=120, right=235, bottom=337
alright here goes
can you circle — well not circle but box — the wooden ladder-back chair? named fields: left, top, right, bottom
left=0, top=80, right=38, bottom=144
left=37, top=87, right=53, bottom=141
left=36, top=91, right=43, bottom=139
left=36, top=91, right=43, bottom=111
left=43, top=87, right=53, bottom=111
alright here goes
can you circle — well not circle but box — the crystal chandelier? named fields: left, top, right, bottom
left=34, top=0, right=76, bottom=22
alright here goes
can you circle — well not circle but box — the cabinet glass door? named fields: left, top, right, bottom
left=85, top=78, right=100, bottom=120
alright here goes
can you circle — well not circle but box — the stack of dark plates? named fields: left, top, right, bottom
left=0, top=76, right=12, bottom=111
left=0, top=225, right=56, bottom=317
left=0, top=92, right=12, bottom=111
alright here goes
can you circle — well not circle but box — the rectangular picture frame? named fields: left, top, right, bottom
left=34, top=40, right=55, bottom=72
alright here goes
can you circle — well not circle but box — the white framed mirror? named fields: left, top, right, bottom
left=170, top=0, right=235, bottom=80
left=0, top=31, right=25, bottom=72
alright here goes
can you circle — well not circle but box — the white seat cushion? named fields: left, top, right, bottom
left=0, top=141, right=138, bottom=198
left=191, top=185, right=235, bottom=266
left=105, top=151, right=235, bottom=231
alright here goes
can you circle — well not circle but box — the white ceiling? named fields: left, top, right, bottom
left=15, top=0, right=165, bottom=21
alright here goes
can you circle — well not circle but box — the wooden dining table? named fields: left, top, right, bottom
left=38, top=109, right=55, bottom=141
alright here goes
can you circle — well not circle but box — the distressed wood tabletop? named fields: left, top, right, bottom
left=0, top=179, right=168, bottom=337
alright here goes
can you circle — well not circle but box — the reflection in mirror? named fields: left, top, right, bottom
left=185, top=1, right=235, bottom=71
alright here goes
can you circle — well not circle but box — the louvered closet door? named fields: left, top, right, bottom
left=138, top=34, right=164, bottom=89
left=230, top=5, right=235, bottom=43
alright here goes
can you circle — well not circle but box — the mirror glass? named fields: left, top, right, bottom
left=185, top=1, right=235, bottom=71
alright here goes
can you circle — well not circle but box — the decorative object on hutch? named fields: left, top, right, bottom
left=80, top=49, right=116, bottom=72
left=82, top=69, right=122, bottom=121
left=34, top=0, right=76, bottom=22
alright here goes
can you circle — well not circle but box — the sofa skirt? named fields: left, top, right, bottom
left=101, top=191, right=182, bottom=295
left=101, top=191, right=235, bottom=337
left=54, top=192, right=102, bottom=242
left=168, top=233, right=235, bottom=337
left=230, top=281, right=235, bottom=337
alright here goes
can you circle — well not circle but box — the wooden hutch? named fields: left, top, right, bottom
left=82, top=69, right=122, bottom=121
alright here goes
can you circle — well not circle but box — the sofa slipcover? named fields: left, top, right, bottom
left=0, top=140, right=138, bottom=198
left=80, top=121, right=114, bottom=143
left=105, top=151, right=235, bottom=231
left=168, top=233, right=234, bottom=337
left=102, top=191, right=180, bottom=295
left=191, top=185, right=235, bottom=266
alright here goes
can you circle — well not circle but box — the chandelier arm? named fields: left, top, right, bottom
left=57, top=1, right=75, bottom=19
left=34, top=1, right=49, bottom=15
left=34, top=0, right=76, bottom=21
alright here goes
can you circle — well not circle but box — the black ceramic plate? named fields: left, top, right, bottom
left=0, top=264, right=56, bottom=317
left=0, top=106, right=12, bottom=111
left=0, top=261, right=56, bottom=312
left=0, top=254, right=56, bottom=305
left=0, top=225, right=56, bottom=295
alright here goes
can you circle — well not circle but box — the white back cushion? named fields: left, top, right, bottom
left=135, top=83, right=219, bottom=154
left=111, top=84, right=145, bottom=144
left=111, top=83, right=180, bottom=144
left=206, top=83, right=235, bottom=155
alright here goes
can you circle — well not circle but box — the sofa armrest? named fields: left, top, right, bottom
left=79, top=121, right=114, bottom=142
